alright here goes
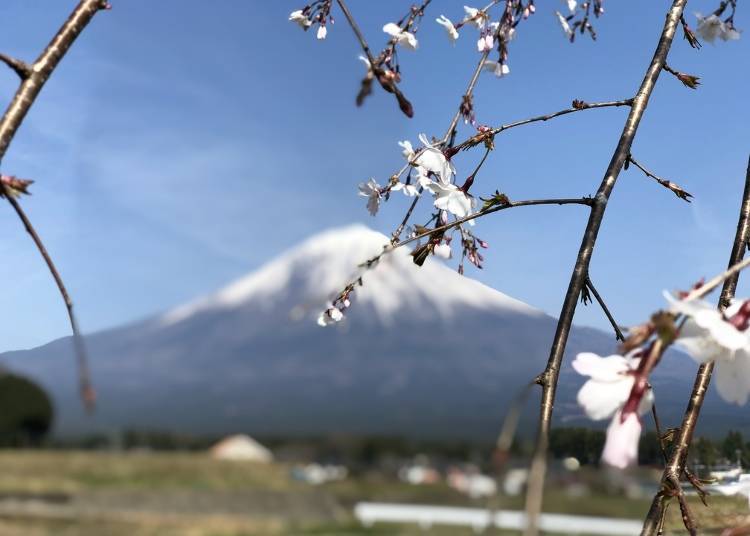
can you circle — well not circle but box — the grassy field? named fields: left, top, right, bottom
left=0, top=450, right=745, bottom=534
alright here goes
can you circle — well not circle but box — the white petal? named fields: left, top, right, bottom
left=571, top=352, right=632, bottom=381
left=433, top=243, right=452, bottom=259
left=317, top=25, right=327, bottom=40
left=577, top=376, right=634, bottom=421
left=383, top=23, right=402, bottom=37
left=601, top=412, right=641, bottom=469
left=566, top=0, right=577, bottom=14
left=714, top=355, right=750, bottom=405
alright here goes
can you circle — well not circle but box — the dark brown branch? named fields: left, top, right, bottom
left=3, top=194, right=94, bottom=411
left=641, top=155, right=750, bottom=535
left=585, top=276, right=625, bottom=341
left=0, top=0, right=108, bottom=411
left=627, top=154, right=693, bottom=202
left=0, top=53, right=31, bottom=80
left=523, top=2, right=688, bottom=534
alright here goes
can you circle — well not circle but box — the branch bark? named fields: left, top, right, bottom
left=0, top=0, right=109, bottom=410
left=641, top=154, right=750, bottom=535
left=522, top=2, right=688, bottom=533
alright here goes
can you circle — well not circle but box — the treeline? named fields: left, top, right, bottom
left=550, top=427, right=750, bottom=468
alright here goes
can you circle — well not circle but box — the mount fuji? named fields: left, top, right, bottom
left=0, top=225, right=742, bottom=440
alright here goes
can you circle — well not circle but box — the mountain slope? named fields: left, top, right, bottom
left=0, top=225, right=741, bottom=440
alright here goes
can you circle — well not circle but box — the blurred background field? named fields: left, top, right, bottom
left=0, top=450, right=746, bottom=535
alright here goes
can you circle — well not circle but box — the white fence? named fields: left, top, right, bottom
left=354, top=502, right=642, bottom=535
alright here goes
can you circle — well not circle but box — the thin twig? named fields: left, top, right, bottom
left=0, top=53, right=31, bottom=80
left=0, top=0, right=109, bottom=410
left=585, top=276, right=625, bottom=341
left=523, top=2, right=688, bottom=534
left=336, top=0, right=420, bottom=117
left=642, top=155, right=750, bottom=535
left=2, top=194, right=94, bottom=411
left=627, top=154, right=693, bottom=202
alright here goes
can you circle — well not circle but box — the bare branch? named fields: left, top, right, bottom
left=584, top=276, right=625, bottom=341
left=0, top=0, right=109, bottom=411
left=0, top=53, right=31, bottom=80
left=523, top=2, right=688, bottom=533
left=627, top=154, right=693, bottom=202
left=641, top=155, right=750, bottom=534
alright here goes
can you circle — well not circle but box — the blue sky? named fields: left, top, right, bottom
left=0, top=1, right=746, bottom=350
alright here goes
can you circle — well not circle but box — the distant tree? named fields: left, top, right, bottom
left=0, top=371, right=53, bottom=446
left=721, top=430, right=747, bottom=465
left=693, top=437, right=719, bottom=470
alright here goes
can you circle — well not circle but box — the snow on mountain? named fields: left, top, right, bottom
left=160, top=224, right=543, bottom=326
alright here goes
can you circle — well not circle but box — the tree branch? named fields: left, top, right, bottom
left=627, top=154, right=693, bottom=202
left=585, top=276, right=625, bottom=341
left=523, top=2, right=688, bottom=533
left=641, top=155, right=750, bottom=535
left=0, top=0, right=109, bottom=410
left=0, top=53, right=31, bottom=80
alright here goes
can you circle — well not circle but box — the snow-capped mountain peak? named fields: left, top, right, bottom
left=160, top=224, right=543, bottom=326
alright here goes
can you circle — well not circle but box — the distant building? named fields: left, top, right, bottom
left=209, top=434, right=273, bottom=462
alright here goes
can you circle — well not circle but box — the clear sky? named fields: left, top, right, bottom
left=0, top=1, right=746, bottom=351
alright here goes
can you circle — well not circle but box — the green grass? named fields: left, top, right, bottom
left=0, top=451, right=745, bottom=535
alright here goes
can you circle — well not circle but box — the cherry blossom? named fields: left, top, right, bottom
left=317, top=25, right=328, bottom=40
left=572, top=352, right=654, bottom=469
left=383, top=23, right=418, bottom=50
left=433, top=243, right=452, bottom=259
left=413, top=133, right=456, bottom=184
left=436, top=15, right=459, bottom=42
left=665, top=292, right=750, bottom=405
left=425, top=181, right=473, bottom=218
left=482, top=59, right=510, bottom=78
left=556, top=11, right=573, bottom=39
left=463, top=6, right=488, bottom=28
left=391, top=181, right=420, bottom=197
left=695, top=12, right=741, bottom=43
left=289, top=10, right=312, bottom=29
left=358, top=178, right=382, bottom=216
left=477, top=33, right=494, bottom=52
left=317, top=305, right=344, bottom=327
left=566, top=0, right=578, bottom=14
left=601, top=411, right=642, bottom=470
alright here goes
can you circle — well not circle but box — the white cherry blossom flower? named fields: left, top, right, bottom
left=425, top=181, right=473, bottom=218
left=358, top=178, right=382, bottom=216
left=391, top=182, right=420, bottom=197
left=572, top=352, right=653, bottom=420
left=414, top=133, right=456, bottom=184
left=566, top=0, right=578, bottom=14
left=317, top=25, right=328, bottom=40
left=436, top=15, right=459, bottom=42
left=602, top=411, right=642, bottom=469
left=695, top=12, right=741, bottom=43
left=383, top=23, right=418, bottom=50
left=573, top=352, right=654, bottom=469
left=665, top=292, right=750, bottom=405
left=556, top=11, right=573, bottom=39
left=399, top=140, right=416, bottom=161
left=317, top=306, right=343, bottom=327
left=463, top=6, right=488, bottom=28
left=289, top=10, right=312, bottom=29
left=433, top=243, right=452, bottom=259
left=477, top=33, right=494, bottom=52
left=482, top=60, right=510, bottom=77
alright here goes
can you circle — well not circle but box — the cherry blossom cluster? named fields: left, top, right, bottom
left=289, top=1, right=334, bottom=40
left=555, top=0, right=604, bottom=42
left=574, top=283, right=750, bottom=469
